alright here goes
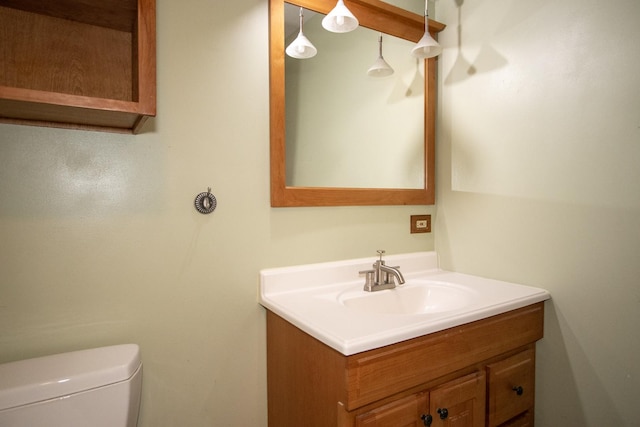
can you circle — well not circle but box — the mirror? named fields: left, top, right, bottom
left=285, top=6, right=424, bottom=189
left=270, top=0, right=445, bottom=206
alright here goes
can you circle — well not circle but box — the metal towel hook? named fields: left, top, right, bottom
left=194, top=187, right=217, bottom=214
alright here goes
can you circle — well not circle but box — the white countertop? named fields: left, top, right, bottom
left=259, top=252, right=550, bottom=356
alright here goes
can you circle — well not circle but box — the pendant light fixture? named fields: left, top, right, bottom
left=411, top=0, right=442, bottom=59
left=322, top=0, right=359, bottom=33
left=286, top=7, right=317, bottom=59
left=367, top=33, right=394, bottom=77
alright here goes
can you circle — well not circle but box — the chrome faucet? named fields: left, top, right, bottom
left=359, top=250, right=405, bottom=292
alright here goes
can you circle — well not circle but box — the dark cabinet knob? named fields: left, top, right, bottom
left=421, top=414, right=433, bottom=426
left=512, top=386, right=524, bottom=396
left=437, top=408, right=449, bottom=420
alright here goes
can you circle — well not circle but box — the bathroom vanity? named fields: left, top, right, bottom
left=260, top=252, right=549, bottom=427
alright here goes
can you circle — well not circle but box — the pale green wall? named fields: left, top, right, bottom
left=0, top=1, right=433, bottom=426
left=436, top=0, right=640, bottom=425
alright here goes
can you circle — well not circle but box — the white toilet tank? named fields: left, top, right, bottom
left=0, top=344, right=142, bottom=427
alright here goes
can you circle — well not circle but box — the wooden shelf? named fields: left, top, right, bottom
left=0, top=0, right=156, bottom=133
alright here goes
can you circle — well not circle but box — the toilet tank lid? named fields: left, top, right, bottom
left=0, top=344, right=141, bottom=411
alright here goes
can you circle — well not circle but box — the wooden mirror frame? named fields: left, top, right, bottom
left=270, top=0, right=445, bottom=207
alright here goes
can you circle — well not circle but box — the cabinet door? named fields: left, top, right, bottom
left=486, top=349, right=535, bottom=426
left=355, top=392, right=429, bottom=427
left=428, top=371, right=486, bottom=427
left=498, top=411, right=533, bottom=427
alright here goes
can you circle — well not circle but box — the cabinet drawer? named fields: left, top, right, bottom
left=486, top=349, right=535, bottom=426
left=346, top=305, right=543, bottom=409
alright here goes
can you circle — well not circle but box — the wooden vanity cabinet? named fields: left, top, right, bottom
left=266, top=302, right=545, bottom=427
left=0, top=0, right=156, bottom=133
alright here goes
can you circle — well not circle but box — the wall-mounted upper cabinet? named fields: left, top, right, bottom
left=0, top=0, right=156, bottom=134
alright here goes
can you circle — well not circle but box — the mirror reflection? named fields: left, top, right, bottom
left=285, top=3, right=425, bottom=189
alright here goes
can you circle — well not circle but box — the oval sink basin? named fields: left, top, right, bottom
left=337, top=281, right=477, bottom=315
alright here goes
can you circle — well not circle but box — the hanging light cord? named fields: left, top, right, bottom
left=424, top=1, right=429, bottom=33
left=298, top=7, right=304, bottom=34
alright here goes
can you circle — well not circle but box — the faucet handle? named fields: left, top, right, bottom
left=359, top=269, right=376, bottom=291
left=358, top=269, right=375, bottom=275
left=376, top=250, right=386, bottom=260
